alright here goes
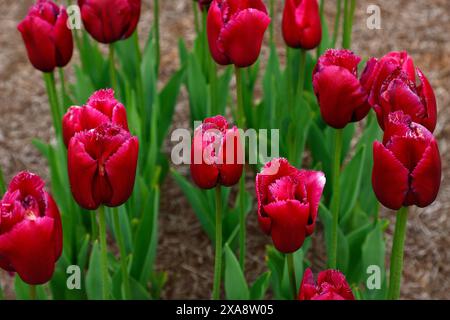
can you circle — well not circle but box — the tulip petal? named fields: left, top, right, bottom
left=301, top=170, right=326, bottom=235
left=263, top=200, right=309, bottom=253
left=207, top=1, right=231, bottom=65
left=219, top=8, right=270, bottom=68
left=0, top=217, right=57, bottom=285
left=54, top=8, right=73, bottom=67
left=217, top=128, right=243, bottom=187
left=417, top=68, right=437, bottom=132
left=410, top=141, right=441, bottom=207
left=104, top=137, right=139, bottom=207
left=372, top=142, right=409, bottom=210
left=45, top=193, right=63, bottom=259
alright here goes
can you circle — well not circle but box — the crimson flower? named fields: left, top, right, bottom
left=0, top=172, right=62, bottom=285
left=313, top=49, right=370, bottom=129
left=190, top=115, right=243, bottom=189
left=372, top=111, right=441, bottom=210
left=17, top=0, right=73, bottom=72
left=256, top=158, right=325, bottom=253
left=62, top=89, right=129, bottom=147
left=78, top=0, right=141, bottom=44
left=298, top=268, right=355, bottom=300
left=207, top=0, right=271, bottom=67
left=282, top=0, right=322, bottom=50
left=68, top=123, right=139, bottom=210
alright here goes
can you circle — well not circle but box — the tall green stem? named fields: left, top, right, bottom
left=193, top=0, right=200, bottom=34
left=113, top=208, right=131, bottom=300
left=269, top=0, right=275, bottom=44
left=90, top=211, right=98, bottom=240
left=332, top=0, right=342, bottom=47
left=212, top=186, right=223, bottom=300
left=342, top=0, right=356, bottom=49
left=98, top=206, right=109, bottom=300
left=287, top=253, right=297, bottom=299
left=329, top=129, right=343, bottom=269
left=235, top=66, right=247, bottom=270
left=109, top=45, right=118, bottom=91
left=58, top=68, right=67, bottom=114
left=388, top=207, right=409, bottom=300
left=154, top=0, right=160, bottom=74
left=43, top=72, right=61, bottom=135
left=29, top=285, right=36, bottom=300
left=296, top=49, right=307, bottom=98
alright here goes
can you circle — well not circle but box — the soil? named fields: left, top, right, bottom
left=0, top=0, right=449, bottom=299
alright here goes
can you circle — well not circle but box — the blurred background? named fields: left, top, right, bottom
left=0, top=0, right=448, bottom=299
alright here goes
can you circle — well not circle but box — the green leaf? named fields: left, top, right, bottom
left=250, top=272, right=271, bottom=300
left=77, top=234, right=91, bottom=270
left=0, top=165, right=6, bottom=196
left=224, top=244, right=249, bottom=300
left=14, top=276, right=48, bottom=300
left=86, top=241, right=106, bottom=300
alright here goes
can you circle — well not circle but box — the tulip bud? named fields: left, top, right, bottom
left=190, top=115, right=243, bottom=189
left=282, top=0, right=322, bottom=50
left=78, top=0, right=141, bottom=44
left=62, top=89, right=129, bottom=147
left=207, top=0, right=271, bottom=68
left=195, top=0, right=213, bottom=11
left=298, top=268, right=355, bottom=300
left=17, top=0, right=73, bottom=73
left=256, top=158, right=325, bottom=253
left=362, top=53, right=437, bottom=132
left=68, top=123, right=139, bottom=210
left=0, top=172, right=62, bottom=285
left=372, top=111, right=441, bottom=210
left=313, top=49, right=371, bottom=129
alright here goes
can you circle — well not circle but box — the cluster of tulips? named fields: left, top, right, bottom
left=0, top=0, right=441, bottom=301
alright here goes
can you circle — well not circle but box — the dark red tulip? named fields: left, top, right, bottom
left=372, top=111, right=441, bottom=210
left=68, top=123, right=139, bottom=210
left=313, top=49, right=371, bottom=129
left=298, top=268, right=355, bottom=300
left=282, top=0, right=322, bottom=50
left=17, top=0, right=73, bottom=73
left=62, top=89, right=129, bottom=147
left=256, top=158, right=325, bottom=253
left=0, top=172, right=62, bottom=285
left=190, top=115, right=243, bottom=189
left=207, top=0, right=270, bottom=67
left=78, top=0, right=141, bottom=44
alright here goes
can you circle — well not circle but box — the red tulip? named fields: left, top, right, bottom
left=0, top=172, right=62, bottom=285
left=372, top=111, right=441, bottom=210
left=298, top=268, right=355, bottom=300
left=190, top=115, right=243, bottom=189
left=207, top=0, right=270, bottom=67
left=313, top=49, right=371, bottom=129
left=68, top=123, right=139, bottom=210
left=17, top=0, right=73, bottom=73
left=256, top=158, right=325, bottom=253
left=282, top=0, right=322, bottom=50
left=62, top=89, right=129, bottom=147
left=78, top=0, right=141, bottom=44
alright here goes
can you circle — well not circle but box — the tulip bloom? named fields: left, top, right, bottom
left=190, top=116, right=243, bottom=189
left=0, top=172, right=62, bottom=285
left=17, top=0, right=73, bottom=73
left=361, top=53, right=437, bottom=132
left=68, top=123, right=139, bottom=210
left=207, top=0, right=271, bottom=68
left=313, top=49, right=371, bottom=129
left=256, top=158, right=325, bottom=253
left=372, top=112, right=441, bottom=210
left=78, top=0, right=141, bottom=44
left=282, top=0, right=322, bottom=50
left=298, top=268, right=355, bottom=300
left=62, top=89, right=129, bottom=146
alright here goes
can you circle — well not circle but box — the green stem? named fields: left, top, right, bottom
left=109, top=45, right=118, bottom=91
left=58, top=68, right=67, bottom=114
left=212, top=186, right=223, bottom=300
left=329, top=129, right=343, bottom=269
left=286, top=253, right=297, bottom=299
left=239, top=173, right=246, bottom=270
left=133, top=31, right=142, bottom=64
left=269, top=0, right=275, bottom=44
left=342, top=0, right=356, bottom=49
left=29, top=285, right=36, bottom=300
left=154, top=0, right=160, bottom=74
left=296, top=49, right=307, bottom=100
left=388, top=207, right=409, bottom=300
left=209, top=54, right=217, bottom=116
left=193, top=0, right=200, bottom=34
left=234, top=67, right=245, bottom=128
left=332, top=0, right=342, bottom=47
left=43, top=72, right=61, bottom=135
left=317, top=0, right=325, bottom=57
left=98, top=206, right=109, bottom=300
left=113, top=208, right=131, bottom=300
left=90, top=211, right=98, bottom=240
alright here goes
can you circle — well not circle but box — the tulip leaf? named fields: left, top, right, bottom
left=250, top=272, right=271, bottom=300
left=86, top=241, right=106, bottom=300
left=77, top=234, right=91, bottom=271
left=266, top=245, right=287, bottom=300
left=224, top=244, right=249, bottom=300
left=14, top=276, right=47, bottom=300
left=361, top=222, right=387, bottom=300
left=346, top=221, right=374, bottom=283
left=0, top=166, right=6, bottom=196
left=186, top=53, right=208, bottom=124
